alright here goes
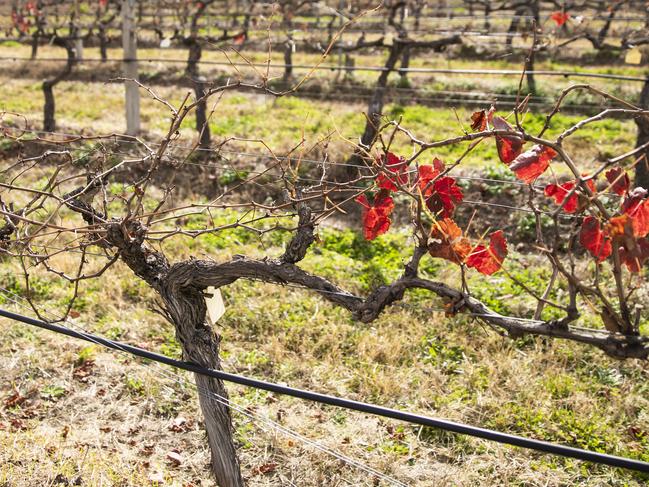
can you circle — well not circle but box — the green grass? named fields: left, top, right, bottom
left=1, top=39, right=649, bottom=486
left=1, top=205, right=648, bottom=485
left=0, top=43, right=641, bottom=176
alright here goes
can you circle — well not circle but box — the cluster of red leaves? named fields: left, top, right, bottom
left=544, top=177, right=595, bottom=213
left=356, top=192, right=394, bottom=240
left=466, top=231, right=508, bottom=276
left=551, top=11, right=570, bottom=26
left=472, top=109, right=559, bottom=184
left=357, top=150, right=507, bottom=275
left=354, top=152, right=413, bottom=240
left=233, top=33, right=247, bottom=45
left=11, top=12, right=30, bottom=33
left=417, top=160, right=463, bottom=218
left=25, top=2, right=39, bottom=14
left=571, top=167, right=649, bottom=272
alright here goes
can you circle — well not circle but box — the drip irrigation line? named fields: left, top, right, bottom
left=0, top=290, right=406, bottom=485
left=2, top=307, right=649, bottom=474
left=0, top=55, right=644, bottom=82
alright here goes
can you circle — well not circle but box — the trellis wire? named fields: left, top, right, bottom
left=0, top=55, right=645, bottom=82
left=4, top=0, right=646, bottom=22
left=0, top=289, right=407, bottom=486
left=1, top=305, right=649, bottom=473
left=0, top=126, right=598, bottom=223
left=0, top=124, right=607, bottom=193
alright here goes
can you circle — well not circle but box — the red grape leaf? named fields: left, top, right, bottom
left=377, top=152, right=408, bottom=191
left=492, top=116, right=524, bottom=164
left=579, top=216, right=611, bottom=262
left=551, top=11, right=570, bottom=26
left=606, top=215, right=631, bottom=238
left=417, top=158, right=445, bottom=196
left=356, top=193, right=394, bottom=240
left=544, top=177, right=595, bottom=213
left=509, top=145, right=557, bottom=183
left=426, top=177, right=463, bottom=218
left=621, top=188, right=649, bottom=238
left=428, top=218, right=472, bottom=264
left=466, top=230, right=508, bottom=275
left=619, top=238, right=649, bottom=272
left=470, top=111, right=487, bottom=132
left=544, top=181, right=578, bottom=213
left=605, top=167, right=630, bottom=196
left=470, top=106, right=494, bottom=132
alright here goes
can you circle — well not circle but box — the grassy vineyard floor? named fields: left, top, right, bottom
left=1, top=36, right=648, bottom=487
left=0, top=219, right=648, bottom=486
left=0, top=76, right=637, bottom=175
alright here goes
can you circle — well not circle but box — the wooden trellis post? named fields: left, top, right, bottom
left=122, top=0, right=140, bottom=135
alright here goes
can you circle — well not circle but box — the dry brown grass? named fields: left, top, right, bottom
left=1, top=239, right=648, bottom=486
left=1, top=40, right=648, bottom=487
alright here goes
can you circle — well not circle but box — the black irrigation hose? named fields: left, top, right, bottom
left=1, top=307, right=649, bottom=474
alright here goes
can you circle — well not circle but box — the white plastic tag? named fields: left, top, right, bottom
left=205, top=287, right=225, bottom=324
left=625, top=49, right=642, bottom=65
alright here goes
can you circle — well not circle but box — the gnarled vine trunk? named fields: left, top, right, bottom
left=42, top=37, right=76, bottom=132
left=99, top=24, right=109, bottom=62
left=186, top=40, right=211, bottom=149
left=284, top=35, right=294, bottom=81
left=160, top=284, right=243, bottom=487
left=103, top=223, right=244, bottom=486
left=360, top=41, right=405, bottom=148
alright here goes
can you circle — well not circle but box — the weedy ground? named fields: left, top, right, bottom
left=0, top=43, right=648, bottom=487
left=0, top=211, right=648, bottom=487
left=0, top=68, right=637, bottom=175
left=0, top=43, right=642, bottom=164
